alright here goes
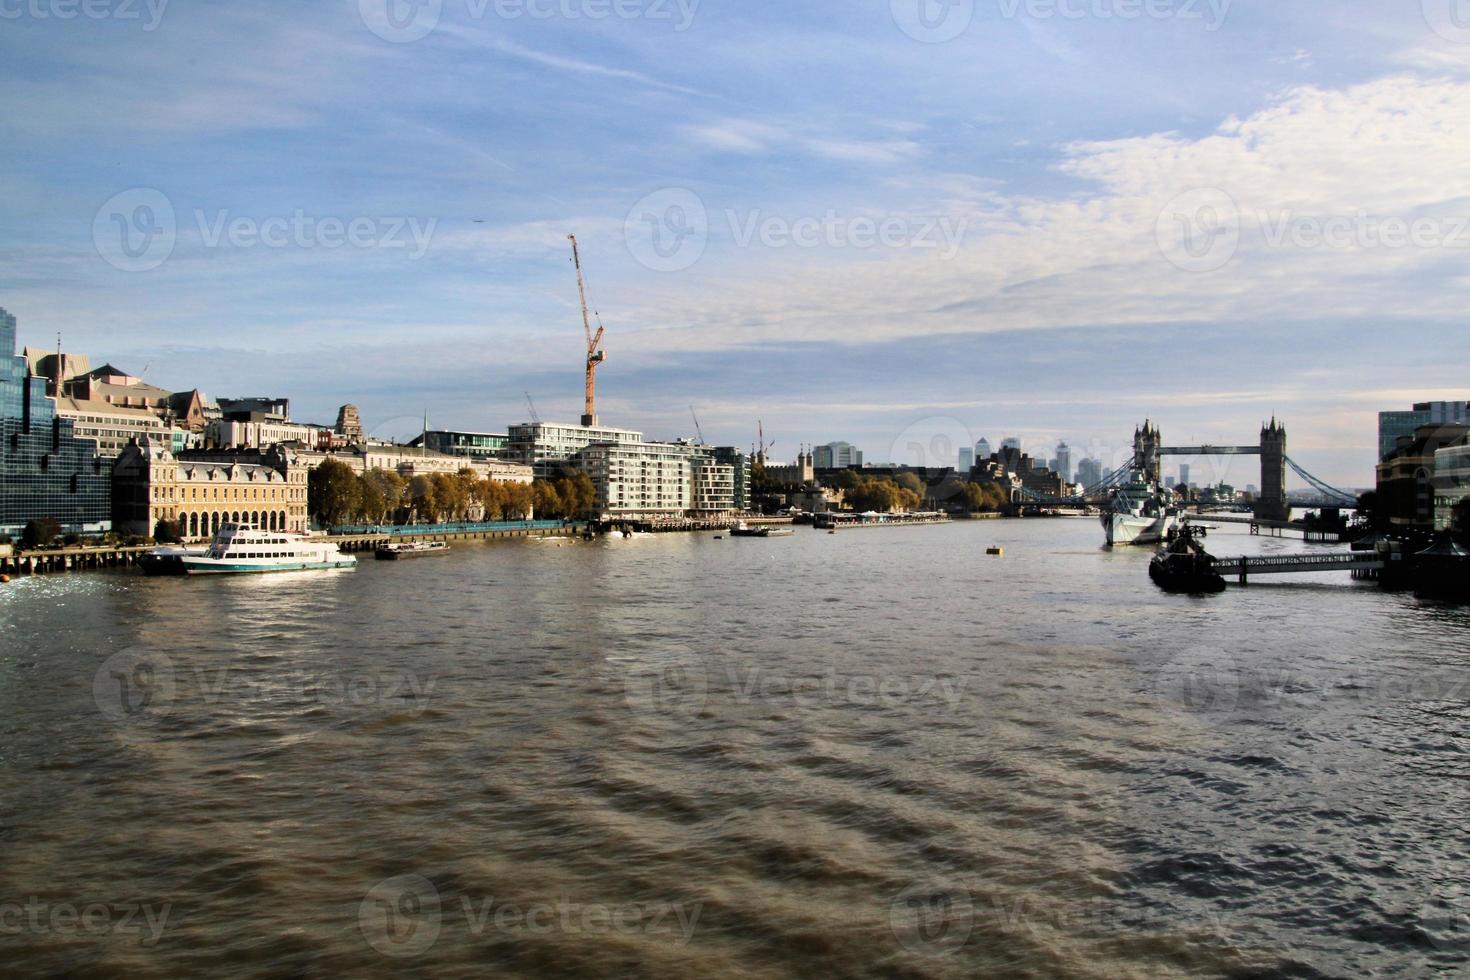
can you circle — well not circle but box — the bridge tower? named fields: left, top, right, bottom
left=1133, top=420, right=1162, bottom=485
left=1257, top=417, right=1288, bottom=521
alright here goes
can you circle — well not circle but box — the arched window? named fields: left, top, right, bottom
left=189, top=513, right=199, bottom=537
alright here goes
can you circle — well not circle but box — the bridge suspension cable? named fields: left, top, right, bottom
left=1284, top=456, right=1357, bottom=505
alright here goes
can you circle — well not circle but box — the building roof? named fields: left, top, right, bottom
left=53, top=394, right=164, bottom=420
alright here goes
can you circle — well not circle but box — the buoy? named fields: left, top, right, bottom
left=0, top=574, right=9, bottom=583
left=986, top=546, right=1004, bottom=557
left=713, top=535, right=723, bottom=539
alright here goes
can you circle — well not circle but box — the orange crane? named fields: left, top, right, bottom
left=568, top=234, right=606, bottom=426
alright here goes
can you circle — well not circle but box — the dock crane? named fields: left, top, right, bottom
left=690, top=406, right=705, bottom=445
left=568, top=234, right=605, bottom=427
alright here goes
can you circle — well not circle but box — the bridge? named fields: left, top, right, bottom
left=1015, top=418, right=1358, bottom=518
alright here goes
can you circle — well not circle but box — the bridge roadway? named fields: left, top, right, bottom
left=1210, top=551, right=1383, bottom=584
left=1159, top=445, right=1261, bottom=455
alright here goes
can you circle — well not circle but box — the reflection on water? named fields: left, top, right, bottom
left=1, top=520, right=1467, bottom=977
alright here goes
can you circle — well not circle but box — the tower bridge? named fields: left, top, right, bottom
left=1132, top=418, right=1289, bottom=521
left=1015, top=418, right=1356, bottom=517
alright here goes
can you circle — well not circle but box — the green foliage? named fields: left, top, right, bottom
left=824, top=468, right=863, bottom=491
left=959, top=481, right=1012, bottom=512
left=308, top=458, right=362, bottom=527
left=843, top=476, right=923, bottom=513
left=407, top=475, right=437, bottom=522
left=153, top=520, right=181, bottom=544
left=892, top=472, right=926, bottom=497
left=22, top=518, right=61, bottom=549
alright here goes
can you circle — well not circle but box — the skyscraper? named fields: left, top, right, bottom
left=976, top=438, right=991, bottom=460
left=1378, top=401, right=1470, bottom=459
left=1055, top=442, right=1072, bottom=482
left=814, top=441, right=863, bottom=469
left=1178, top=463, right=1191, bottom=487
left=1002, top=436, right=1021, bottom=452
left=958, top=447, right=974, bottom=471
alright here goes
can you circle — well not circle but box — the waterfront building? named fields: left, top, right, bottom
left=112, top=440, right=309, bottom=539
left=713, top=446, right=753, bottom=511
left=24, top=349, right=215, bottom=434
left=1376, top=423, right=1470, bottom=528
left=1433, top=440, right=1470, bottom=530
left=575, top=439, right=732, bottom=518
left=814, top=441, right=863, bottom=469
left=411, top=429, right=511, bottom=461
left=1378, top=400, right=1470, bottom=460
left=975, top=438, right=991, bottom=460
left=1055, top=442, right=1072, bottom=483
left=0, top=310, right=112, bottom=535
left=958, top=447, right=974, bottom=471
left=507, top=420, right=644, bottom=476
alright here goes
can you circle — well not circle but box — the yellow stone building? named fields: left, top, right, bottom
left=113, top=440, right=308, bottom=539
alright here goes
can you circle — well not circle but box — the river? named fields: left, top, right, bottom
left=1, top=518, right=1466, bottom=977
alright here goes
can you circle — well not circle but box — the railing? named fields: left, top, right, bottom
left=330, top=520, right=566, bottom=536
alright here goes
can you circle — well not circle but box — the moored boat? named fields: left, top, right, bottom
left=1103, top=476, right=1183, bottom=547
left=1148, top=525, right=1226, bottom=593
left=139, top=545, right=207, bottom=576
left=374, top=541, right=450, bottom=560
left=180, top=524, right=356, bottom=575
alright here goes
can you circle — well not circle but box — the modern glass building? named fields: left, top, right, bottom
left=0, top=309, right=112, bottom=535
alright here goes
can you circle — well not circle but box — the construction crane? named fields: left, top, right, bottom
left=690, top=406, right=705, bottom=445
left=568, top=234, right=606, bottom=427
left=524, top=392, right=541, bottom=424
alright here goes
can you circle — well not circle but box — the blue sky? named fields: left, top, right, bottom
left=3, top=1, right=1470, bottom=487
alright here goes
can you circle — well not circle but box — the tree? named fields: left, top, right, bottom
left=825, top=468, right=863, bottom=492
left=502, top=482, right=534, bottom=519
left=308, top=459, right=362, bottom=528
left=408, top=475, right=437, bottom=523
left=477, top=479, right=505, bottom=521
left=153, top=519, right=182, bottom=543
left=22, top=517, right=61, bottom=549
left=893, top=472, right=926, bottom=497
left=454, top=469, right=481, bottom=519
left=362, top=468, right=405, bottom=523
left=533, top=480, right=564, bottom=519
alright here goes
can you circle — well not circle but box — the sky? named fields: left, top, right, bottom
left=3, top=0, right=1470, bottom=488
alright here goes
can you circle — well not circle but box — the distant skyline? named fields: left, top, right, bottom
left=5, top=3, right=1470, bottom=486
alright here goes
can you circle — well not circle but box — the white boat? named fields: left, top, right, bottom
left=1102, top=478, right=1183, bottom=546
left=180, top=523, right=357, bottom=575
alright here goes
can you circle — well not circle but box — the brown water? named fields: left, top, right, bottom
left=1, top=520, right=1467, bottom=978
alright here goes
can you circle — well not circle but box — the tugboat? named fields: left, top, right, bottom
left=1149, top=524, right=1226, bottom=593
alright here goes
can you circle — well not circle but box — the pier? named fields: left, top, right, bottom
left=1211, top=551, right=1385, bottom=585
left=1183, top=512, right=1355, bottom=542
left=0, top=544, right=152, bottom=576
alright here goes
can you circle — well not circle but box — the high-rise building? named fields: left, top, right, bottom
left=1001, top=437, right=1021, bottom=452
left=958, top=447, right=974, bottom=471
left=1075, top=457, right=1102, bottom=487
left=814, top=441, right=863, bottom=469
left=0, top=309, right=112, bottom=535
left=1379, top=401, right=1470, bottom=460
left=1178, top=463, right=1191, bottom=488
left=1054, top=442, right=1072, bottom=482
left=976, top=438, right=992, bottom=460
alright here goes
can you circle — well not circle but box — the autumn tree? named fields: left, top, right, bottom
left=308, top=458, right=362, bottom=528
